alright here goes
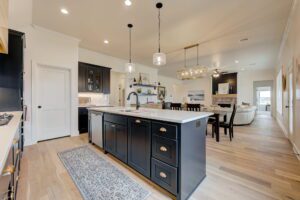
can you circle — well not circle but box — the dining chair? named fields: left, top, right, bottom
left=186, top=104, right=201, bottom=112
left=219, top=104, right=237, bottom=141
left=170, top=103, right=182, bottom=110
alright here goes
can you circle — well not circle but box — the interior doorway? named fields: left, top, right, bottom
left=32, top=64, right=71, bottom=142
left=253, top=80, right=273, bottom=116
left=287, top=67, right=294, bottom=138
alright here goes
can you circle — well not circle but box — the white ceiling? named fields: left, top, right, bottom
left=32, top=0, right=293, bottom=78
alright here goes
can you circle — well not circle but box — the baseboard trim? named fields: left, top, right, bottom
left=292, top=143, right=300, bottom=161
left=276, top=117, right=288, bottom=138
left=276, top=117, right=300, bottom=161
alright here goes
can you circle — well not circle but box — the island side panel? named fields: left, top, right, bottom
left=179, top=117, right=207, bottom=200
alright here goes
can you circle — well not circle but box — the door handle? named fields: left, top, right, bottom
left=38, top=105, right=42, bottom=109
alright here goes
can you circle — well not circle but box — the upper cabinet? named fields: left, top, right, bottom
left=0, top=0, right=8, bottom=54
left=78, top=62, right=111, bottom=94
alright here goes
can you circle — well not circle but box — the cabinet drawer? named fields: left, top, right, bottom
left=152, top=136, right=178, bottom=167
left=104, top=113, right=127, bottom=126
left=152, top=122, right=177, bottom=140
left=151, top=158, right=177, bottom=195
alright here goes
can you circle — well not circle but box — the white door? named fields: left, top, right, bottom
left=36, top=65, right=71, bottom=141
left=288, top=71, right=294, bottom=137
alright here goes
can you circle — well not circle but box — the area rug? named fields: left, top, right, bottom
left=58, top=146, right=150, bottom=200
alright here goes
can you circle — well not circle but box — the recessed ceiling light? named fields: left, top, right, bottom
left=104, top=40, right=109, bottom=44
left=60, top=8, right=69, bottom=15
left=125, top=0, right=132, bottom=6
left=235, top=60, right=239, bottom=64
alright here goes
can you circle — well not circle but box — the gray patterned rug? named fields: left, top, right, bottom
left=58, top=146, right=150, bottom=200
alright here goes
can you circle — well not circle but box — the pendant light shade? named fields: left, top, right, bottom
left=125, top=62, right=135, bottom=73
left=153, top=2, right=166, bottom=66
left=153, top=52, right=166, bottom=66
left=125, top=24, right=136, bottom=73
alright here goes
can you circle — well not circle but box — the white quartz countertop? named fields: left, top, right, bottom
left=88, top=107, right=213, bottom=123
left=0, top=111, right=22, bottom=173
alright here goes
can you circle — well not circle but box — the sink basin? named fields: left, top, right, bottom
left=118, top=109, right=144, bottom=113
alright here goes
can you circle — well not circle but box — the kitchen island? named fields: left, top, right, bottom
left=88, top=107, right=213, bottom=200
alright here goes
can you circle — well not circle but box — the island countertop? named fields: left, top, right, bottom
left=0, top=111, right=22, bottom=173
left=88, top=107, right=213, bottom=123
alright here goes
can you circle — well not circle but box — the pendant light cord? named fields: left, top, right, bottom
left=129, top=27, right=132, bottom=63
left=197, top=44, right=199, bottom=66
left=158, top=8, right=161, bottom=53
left=184, top=49, right=186, bottom=68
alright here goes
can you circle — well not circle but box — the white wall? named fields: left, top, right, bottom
left=276, top=0, right=300, bottom=158
left=158, top=75, right=183, bottom=103
left=177, top=77, right=212, bottom=105
left=237, top=69, right=275, bottom=114
left=9, top=0, right=80, bottom=145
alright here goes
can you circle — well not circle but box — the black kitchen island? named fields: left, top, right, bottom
left=88, top=107, right=212, bottom=200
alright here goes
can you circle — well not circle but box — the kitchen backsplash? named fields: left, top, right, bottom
left=78, top=93, right=110, bottom=106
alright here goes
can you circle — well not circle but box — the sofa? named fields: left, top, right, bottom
left=218, top=105, right=257, bottom=125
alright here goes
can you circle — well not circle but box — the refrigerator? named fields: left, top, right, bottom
left=0, top=29, right=25, bottom=150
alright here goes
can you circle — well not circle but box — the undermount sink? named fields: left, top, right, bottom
left=118, top=109, right=144, bottom=113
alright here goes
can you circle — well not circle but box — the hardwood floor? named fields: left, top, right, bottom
left=17, top=114, right=300, bottom=200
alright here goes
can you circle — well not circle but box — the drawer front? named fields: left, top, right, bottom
left=152, top=122, right=177, bottom=140
left=151, top=158, right=177, bottom=195
left=152, top=136, right=178, bottom=167
left=104, top=113, right=127, bottom=126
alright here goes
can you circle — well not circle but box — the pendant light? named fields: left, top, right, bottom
left=153, top=2, right=166, bottom=66
left=125, top=24, right=136, bottom=73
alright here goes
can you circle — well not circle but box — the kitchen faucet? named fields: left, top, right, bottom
left=127, top=92, right=140, bottom=110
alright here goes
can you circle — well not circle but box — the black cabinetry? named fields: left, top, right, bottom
left=103, top=114, right=128, bottom=163
left=0, top=30, right=24, bottom=111
left=78, top=62, right=111, bottom=94
left=78, top=107, right=88, bottom=133
left=128, top=118, right=151, bottom=178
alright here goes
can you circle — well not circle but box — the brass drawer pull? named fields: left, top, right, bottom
left=160, top=146, right=167, bottom=152
left=16, top=149, right=21, bottom=155
left=135, top=119, right=141, bottom=124
left=159, top=127, right=167, bottom=133
left=159, top=172, right=167, bottom=178
left=13, top=139, right=19, bottom=145
left=2, top=165, right=15, bottom=177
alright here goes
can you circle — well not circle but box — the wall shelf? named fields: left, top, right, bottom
left=133, top=83, right=157, bottom=88
left=138, top=93, right=157, bottom=96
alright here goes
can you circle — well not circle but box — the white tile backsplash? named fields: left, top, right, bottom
left=78, top=93, right=110, bottom=106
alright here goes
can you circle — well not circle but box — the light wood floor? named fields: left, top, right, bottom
left=17, top=114, right=300, bottom=200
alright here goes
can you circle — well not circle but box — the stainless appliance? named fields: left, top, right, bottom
left=90, top=111, right=103, bottom=148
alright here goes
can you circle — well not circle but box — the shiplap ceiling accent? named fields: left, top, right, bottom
left=32, top=0, right=293, bottom=78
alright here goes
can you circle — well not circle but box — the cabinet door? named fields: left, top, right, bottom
left=128, top=118, right=151, bottom=178
left=78, top=63, right=86, bottom=92
left=86, top=67, right=95, bottom=92
left=115, top=124, right=128, bottom=163
left=94, top=68, right=103, bottom=93
left=104, top=122, right=116, bottom=154
left=102, top=68, right=111, bottom=94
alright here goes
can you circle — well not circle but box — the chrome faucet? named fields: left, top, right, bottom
left=127, top=92, right=140, bottom=110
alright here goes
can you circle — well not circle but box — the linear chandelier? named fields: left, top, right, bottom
left=177, top=44, right=208, bottom=80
